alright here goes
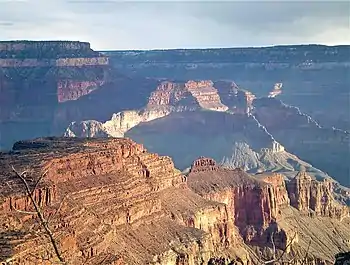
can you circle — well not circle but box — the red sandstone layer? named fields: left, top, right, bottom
left=0, top=139, right=348, bottom=264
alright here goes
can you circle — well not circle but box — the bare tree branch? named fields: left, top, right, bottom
left=46, top=194, right=69, bottom=224
left=301, top=239, right=312, bottom=264
left=12, top=166, right=66, bottom=264
left=30, top=169, right=48, bottom=197
left=263, top=231, right=298, bottom=264
left=11, top=205, right=37, bottom=215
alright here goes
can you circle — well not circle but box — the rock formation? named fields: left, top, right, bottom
left=0, top=41, right=111, bottom=149
left=0, top=138, right=246, bottom=264
left=268, top=83, right=283, bottom=98
left=286, top=172, right=348, bottom=220
left=65, top=80, right=229, bottom=138
left=187, top=156, right=350, bottom=263
left=0, top=138, right=349, bottom=264
left=57, top=80, right=105, bottom=103
left=214, top=81, right=256, bottom=114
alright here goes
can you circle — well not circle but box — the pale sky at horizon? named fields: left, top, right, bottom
left=0, top=0, right=349, bottom=50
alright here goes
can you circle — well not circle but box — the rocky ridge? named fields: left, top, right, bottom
left=0, top=138, right=349, bottom=265
left=65, top=80, right=229, bottom=137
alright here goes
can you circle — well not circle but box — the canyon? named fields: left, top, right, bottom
left=1, top=41, right=348, bottom=188
left=64, top=79, right=350, bottom=189
left=0, top=41, right=156, bottom=150
left=0, top=137, right=349, bottom=265
left=105, top=45, right=350, bottom=131
left=0, top=41, right=349, bottom=264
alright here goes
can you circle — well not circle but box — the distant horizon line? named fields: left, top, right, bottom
left=0, top=39, right=349, bottom=51
left=100, top=43, right=350, bottom=52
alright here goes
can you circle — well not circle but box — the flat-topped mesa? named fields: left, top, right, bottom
left=286, top=172, right=349, bottom=220
left=0, top=40, right=91, bottom=52
left=0, top=40, right=108, bottom=67
left=0, top=40, right=110, bottom=126
left=0, top=40, right=104, bottom=62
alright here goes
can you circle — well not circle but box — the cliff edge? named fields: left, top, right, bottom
left=0, top=138, right=349, bottom=264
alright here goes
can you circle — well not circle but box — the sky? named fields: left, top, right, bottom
left=0, top=0, right=349, bottom=50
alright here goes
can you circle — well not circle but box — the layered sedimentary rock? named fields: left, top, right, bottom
left=259, top=173, right=290, bottom=207
left=146, top=80, right=228, bottom=112
left=0, top=138, right=349, bottom=264
left=286, top=172, right=348, bottom=220
left=0, top=138, right=249, bottom=265
left=57, top=80, right=105, bottom=102
left=184, top=80, right=228, bottom=111
left=187, top=157, right=281, bottom=241
left=65, top=80, right=228, bottom=138
left=106, top=45, right=350, bottom=131
left=214, top=81, right=256, bottom=114
left=187, top=157, right=350, bottom=263
left=0, top=40, right=111, bottom=150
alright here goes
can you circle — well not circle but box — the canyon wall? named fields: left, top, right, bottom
left=0, top=138, right=349, bottom=264
left=0, top=41, right=111, bottom=149
left=0, top=57, right=108, bottom=68
left=286, top=172, right=348, bottom=220
left=0, top=138, right=248, bottom=264
left=187, top=157, right=349, bottom=260
left=64, top=80, right=230, bottom=138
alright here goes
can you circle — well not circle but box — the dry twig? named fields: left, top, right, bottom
left=11, top=166, right=66, bottom=264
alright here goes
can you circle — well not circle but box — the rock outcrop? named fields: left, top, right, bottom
left=214, top=81, right=256, bottom=114
left=57, top=80, right=105, bottom=102
left=286, top=172, right=349, bottom=220
left=0, top=138, right=349, bottom=264
left=268, top=83, right=283, bottom=98
left=0, top=138, right=248, bottom=264
left=188, top=157, right=282, bottom=241
left=65, top=80, right=229, bottom=138
left=187, top=157, right=350, bottom=263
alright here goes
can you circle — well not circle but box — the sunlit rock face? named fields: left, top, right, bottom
left=0, top=138, right=349, bottom=264
left=0, top=138, right=249, bottom=264
left=64, top=80, right=229, bottom=138
left=286, top=172, right=349, bottom=220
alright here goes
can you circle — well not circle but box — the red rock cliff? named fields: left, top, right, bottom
left=187, top=157, right=349, bottom=257
left=286, top=172, right=349, bottom=220
left=187, top=157, right=279, bottom=242
left=0, top=140, right=349, bottom=265
left=147, top=80, right=228, bottom=112
left=0, top=138, right=249, bottom=265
